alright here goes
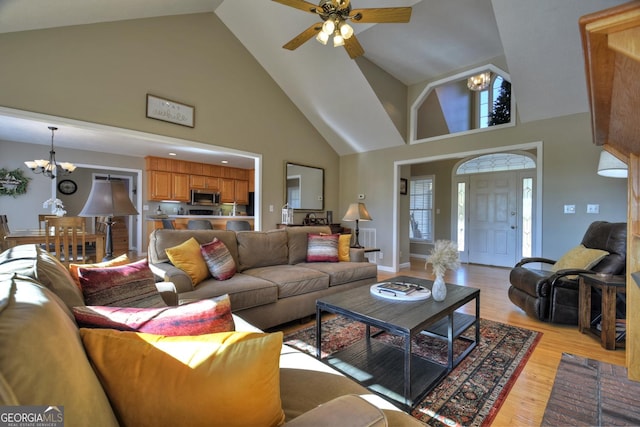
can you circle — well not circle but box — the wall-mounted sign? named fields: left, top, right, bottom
left=146, top=94, right=194, bottom=128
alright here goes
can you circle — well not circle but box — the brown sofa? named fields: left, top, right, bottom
left=148, top=226, right=378, bottom=329
left=0, top=244, right=422, bottom=426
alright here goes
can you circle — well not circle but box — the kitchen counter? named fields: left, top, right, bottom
left=146, top=215, right=254, bottom=220
left=146, top=216, right=254, bottom=241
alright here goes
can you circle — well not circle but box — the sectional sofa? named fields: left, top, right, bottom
left=148, top=226, right=378, bottom=329
left=0, top=244, right=422, bottom=426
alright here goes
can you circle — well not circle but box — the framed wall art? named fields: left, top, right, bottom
left=146, top=94, right=195, bottom=128
left=400, top=178, right=408, bottom=195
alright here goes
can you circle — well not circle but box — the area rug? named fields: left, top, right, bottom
left=541, top=353, right=640, bottom=426
left=284, top=316, right=541, bottom=426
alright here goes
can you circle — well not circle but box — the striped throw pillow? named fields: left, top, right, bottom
left=200, top=238, right=236, bottom=280
left=73, top=294, right=235, bottom=336
left=77, top=259, right=165, bottom=308
left=307, top=233, right=339, bottom=262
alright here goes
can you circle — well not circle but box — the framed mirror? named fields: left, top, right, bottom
left=285, top=162, right=324, bottom=210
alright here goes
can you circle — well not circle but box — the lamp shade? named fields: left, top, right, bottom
left=597, top=150, right=628, bottom=178
left=79, top=179, right=138, bottom=217
left=342, top=203, right=372, bottom=222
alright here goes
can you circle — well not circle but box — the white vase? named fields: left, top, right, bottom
left=432, top=274, right=447, bottom=301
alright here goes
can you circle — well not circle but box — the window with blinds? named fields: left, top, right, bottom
left=409, top=176, right=433, bottom=242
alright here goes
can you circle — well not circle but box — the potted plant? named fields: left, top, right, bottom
left=425, top=240, right=460, bottom=301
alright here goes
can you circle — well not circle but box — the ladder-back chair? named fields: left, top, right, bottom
left=45, top=216, right=88, bottom=267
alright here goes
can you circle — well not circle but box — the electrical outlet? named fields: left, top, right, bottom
left=378, top=252, right=383, bottom=259
left=269, top=205, right=274, bottom=212
left=587, top=204, right=600, bottom=214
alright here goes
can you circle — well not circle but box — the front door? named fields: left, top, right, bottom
left=467, top=171, right=518, bottom=267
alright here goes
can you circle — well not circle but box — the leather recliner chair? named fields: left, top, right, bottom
left=508, top=221, right=626, bottom=325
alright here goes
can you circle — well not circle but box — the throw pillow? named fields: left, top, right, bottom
left=200, top=238, right=236, bottom=280
left=165, top=237, right=210, bottom=286
left=551, top=244, right=609, bottom=278
left=307, top=233, right=339, bottom=262
left=73, top=294, right=235, bottom=336
left=338, top=234, right=352, bottom=262
left=78, top=259, right=165, bottom=308
left=69, top=254, right=130, bottom=289
left=80, top=329, right=285, bottom=427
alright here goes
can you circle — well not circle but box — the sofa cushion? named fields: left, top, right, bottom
left=69, top=253, right=130, bottom=289
left=306, top=233, right=339, bottom=262
left=0, top=244, right=84, bottom=313
left=178, top=273, right=278, bottom=310
left=339, top=234, right=352, bottom=262
left=0, top=274, right=119, bottom=426
left=286, top=226, right=332, bottom=264
left=166, top=237, right=210, bottom=285
left=200, top=238, right=236, bottom=280
left=78, top=259, right=166, bottom=308
left=285, top=395, right=387, bottom=427
left=298, top=262, right=377, bottom=287
left=73, top=294, right=235, bottom=336
left=80, top=328, right=285, bottom=427
left=236, top=229, right=289, bottom=272
left=243, top=265, right=329, bottom=299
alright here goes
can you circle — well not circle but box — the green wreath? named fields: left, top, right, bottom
left=0, top=168, right=31, bottom=197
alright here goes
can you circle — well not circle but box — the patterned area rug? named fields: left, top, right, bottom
left=542, top=353, right=640, bottom=426
left=284, top=316, right=541, bottom=426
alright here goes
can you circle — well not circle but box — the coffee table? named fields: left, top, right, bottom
left=315, top=275, right=480, bottom=408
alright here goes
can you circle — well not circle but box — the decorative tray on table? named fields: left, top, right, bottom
left=370, top=281, right=431, bottom=301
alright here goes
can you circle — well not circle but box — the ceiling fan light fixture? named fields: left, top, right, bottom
left=316, top=31, right=329, bottom=45
left=467, top=72, right=491, bottom=91
left=322, top=19, right=335, bottom=35
left=339, top=21, right=353, bottom=39
left=333, top=33, right=345, bottom=47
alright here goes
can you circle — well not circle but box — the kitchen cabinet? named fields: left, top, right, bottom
left=147, top=171, right=189, bottom=201
left=220, top=179, right=249, bottom=204
left=190, top=175, right=220, bottom=191
left=235, top=180, right=249, bottom=204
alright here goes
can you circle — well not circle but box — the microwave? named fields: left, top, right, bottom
left=190, top=189, right=220, bottom=206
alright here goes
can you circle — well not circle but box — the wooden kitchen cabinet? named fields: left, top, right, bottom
left=235, top=180, right=249, bottom=204
left=190, top=175, right=220, bottom=191
left=220, top=178, right=235, bottom=203
left=148, top=171, right=189, bottom=201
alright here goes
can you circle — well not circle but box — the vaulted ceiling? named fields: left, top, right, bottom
left=0, top=0, right=628, bottom=159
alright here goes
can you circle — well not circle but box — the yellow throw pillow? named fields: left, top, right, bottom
left=80, top=329, right=285, bottom=427
left=551, top=244, right=609, bottom=278
left=165, top=237, right=210, bottom=286
left=338, top=234, right=352, bottom=262
left=69, top=254, right=130, bottom=289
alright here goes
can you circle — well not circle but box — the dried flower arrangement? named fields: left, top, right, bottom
left=426, top=240, right=460, bottom=277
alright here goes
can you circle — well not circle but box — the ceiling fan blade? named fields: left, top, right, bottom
left=283, top=23, right=322, bottom=50
left=344, top=35, right=364, bottom=59
left=272, top=0, right=323, bottom=14
left=350, top=7, right=412, bottom=23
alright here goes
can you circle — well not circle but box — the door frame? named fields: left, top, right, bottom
left=392, top=141, right=543, bottom=272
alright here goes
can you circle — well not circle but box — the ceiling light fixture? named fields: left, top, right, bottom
left=24, top=126, right=76, bottom=179
left=467, top=72, right=492, bottom=91
left=313, top=2, right=354, bottom=49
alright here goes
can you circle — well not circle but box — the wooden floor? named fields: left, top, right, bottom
left=278, top=259, right=627, bottom=426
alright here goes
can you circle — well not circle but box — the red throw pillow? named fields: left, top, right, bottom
left=306, top=233, right=339, bottom=262
left=73, top=295, right=235, bottom=336
left=77, top=259, right=165, bottom=308
left=200, top=238, right=236, bottom=280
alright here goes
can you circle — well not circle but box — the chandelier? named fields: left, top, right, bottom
left=467, top=72, right=492, bottom=91
left=315, top=0, right=355, bottom=47
left=24, top=126, right=76, bottom=179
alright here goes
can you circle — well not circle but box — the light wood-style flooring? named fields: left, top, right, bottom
left=278, top=259, right=627, bottom=426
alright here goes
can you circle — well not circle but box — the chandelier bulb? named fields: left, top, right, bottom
left=322, top=19, right=335, bottom=35
left=339, top=22, right=353, bottom=39
left=333, top=33, right=344, bottom=47
left=316, top=31, right=329, bottom=45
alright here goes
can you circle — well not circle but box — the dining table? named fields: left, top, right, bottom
left=4, top=229, right=106, bottom=261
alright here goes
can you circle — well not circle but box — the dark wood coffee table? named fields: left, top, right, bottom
left=315, top=275, right=480, bottom=408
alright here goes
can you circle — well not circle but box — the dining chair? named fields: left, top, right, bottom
left=225, top=220, right=251, bottom=231
left=45, top=216, right=88, bottom=267
left=161, top=219, right=176, bottom=229
left=187, top=220, right=213, bottom=230
left=0, top=215, right=9, bottom=251
left=38, top=214, right=57, bottom=230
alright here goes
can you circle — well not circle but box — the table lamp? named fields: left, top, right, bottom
left=342, top=202, right=372, bottom=248
left=79, top=177, right=138, bottom=260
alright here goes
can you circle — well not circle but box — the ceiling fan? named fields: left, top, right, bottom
left=273, top=0, right=412, bottom=59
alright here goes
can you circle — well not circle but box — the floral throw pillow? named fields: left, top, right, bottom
left=200, top=238, right=236, bottom=280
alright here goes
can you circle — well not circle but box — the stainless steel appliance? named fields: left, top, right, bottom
left=190, top=189, right=220, bottom=206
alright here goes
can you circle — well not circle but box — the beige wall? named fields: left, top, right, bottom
left=0, top=13, right=340, bottom=238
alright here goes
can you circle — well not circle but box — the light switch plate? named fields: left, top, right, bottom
left=564, top=204, right=576, bottom=214
left=587, top=204, right=600, bottom=214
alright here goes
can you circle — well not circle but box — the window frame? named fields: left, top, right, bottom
left=409, top=174, right=435, bottom=244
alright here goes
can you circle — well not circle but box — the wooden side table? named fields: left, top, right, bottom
left=578, top=273, right=626, bottom=350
